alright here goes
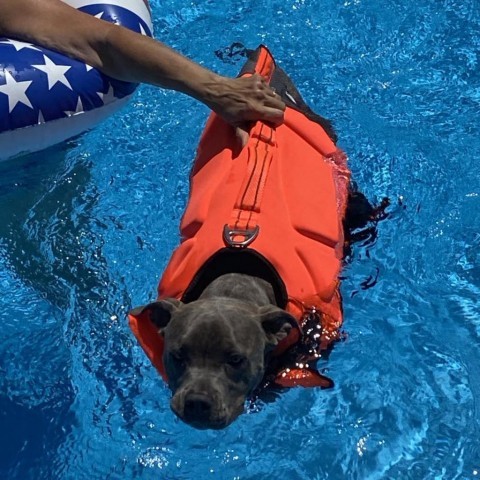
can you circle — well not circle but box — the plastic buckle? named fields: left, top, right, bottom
left=223, top=225, right=259, bottom=248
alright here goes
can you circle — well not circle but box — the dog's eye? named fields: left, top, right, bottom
left=227, top=354, right=247, bottom=369
left=170, top=350, right=186, bottom=365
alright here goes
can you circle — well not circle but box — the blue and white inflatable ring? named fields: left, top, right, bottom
left=0, top=0, right=153, bottom=161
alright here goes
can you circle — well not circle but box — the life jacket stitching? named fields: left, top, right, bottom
left=246, top=125, right=274, bottom=229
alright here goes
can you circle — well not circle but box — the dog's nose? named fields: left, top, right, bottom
left=184, top=393, right=213, bottom=421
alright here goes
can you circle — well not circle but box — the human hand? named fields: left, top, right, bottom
left=210, top=73, right=285, bottom=126
left=202, top=73, right=285, bottom=147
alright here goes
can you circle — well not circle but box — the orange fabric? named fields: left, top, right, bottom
left=129, top=308, right=167, bottom=380
left=128, top=46, right=351, bottom=387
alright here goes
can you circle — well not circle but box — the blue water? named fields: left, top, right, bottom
left=1, top=0, right=479, bottom=478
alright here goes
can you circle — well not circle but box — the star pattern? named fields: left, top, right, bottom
left=64, top=96, right=85, bottom=117
left=0, top=4, right=152, bottom=136
left=32, top=55, right=73, bottom=90
left=0, top=38, right=41, bottom=52
left=97, top=84, right=117, bottom=105
left=0, top=70, right=33, bottom=113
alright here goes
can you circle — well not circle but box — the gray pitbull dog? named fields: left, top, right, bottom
left=132, top=273, right=296, bottom=430
left=129, top=46, right=386, bottom=430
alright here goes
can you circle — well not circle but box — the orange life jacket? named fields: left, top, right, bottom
left=129, top=46, right=350, bottom=388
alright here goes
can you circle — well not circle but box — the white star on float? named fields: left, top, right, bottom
left=97, top=84, right=117, bottom=105
left=38, top=110, right=46, bottom=124
left=139, top=23, right=147, bottom=36
left=94, top=11, right=104, bottom=19
left=32, top=54, right=73, bottom=90
left=0, top=38, right=41, bottom=52
left=64, top=96, right=84, bottom=117
left=0, top=69, right=33, bottom=113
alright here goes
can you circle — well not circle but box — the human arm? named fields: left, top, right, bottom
left=0, top=0, right=285, bottom=128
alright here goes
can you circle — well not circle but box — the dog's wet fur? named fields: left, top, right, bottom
left=133, top=274, right=296, bottom=429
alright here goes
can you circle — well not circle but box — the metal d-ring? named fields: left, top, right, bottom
left=223, top=225, right=260, bottom=248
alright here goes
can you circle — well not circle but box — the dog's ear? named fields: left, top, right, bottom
left=129, top=298, right=182, bottom=330
left=258, top=305, right=297, bottom=347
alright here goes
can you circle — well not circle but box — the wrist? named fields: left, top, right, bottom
left=185, top=71, right=227, bottom=108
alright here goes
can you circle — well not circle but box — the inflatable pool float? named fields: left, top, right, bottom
left=0, top=0, right=153, bottom=162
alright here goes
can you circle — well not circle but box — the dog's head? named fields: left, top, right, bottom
left=131, top=297, right=296, bottom=429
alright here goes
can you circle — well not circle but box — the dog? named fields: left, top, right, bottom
left=129, top=46, right=383, bottom=429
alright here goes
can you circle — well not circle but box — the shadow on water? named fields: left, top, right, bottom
left=0, top=144, right=77, bottom=478
left=0, top=143, right=108, bottom=307
left=0, top=142, right=142, bottom=479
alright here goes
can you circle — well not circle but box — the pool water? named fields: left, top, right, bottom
left=1, top=0, right=480, bottom=478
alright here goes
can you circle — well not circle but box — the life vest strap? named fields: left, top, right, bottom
left=224, top=47, right=277, bottom=248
